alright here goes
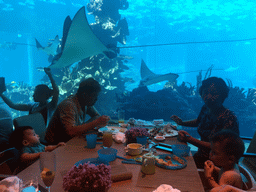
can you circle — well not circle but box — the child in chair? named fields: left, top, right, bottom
left=204, top=130, right=245, bottom=191
left=9, top=126, right=65, bottom=166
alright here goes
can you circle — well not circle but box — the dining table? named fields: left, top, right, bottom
left=17, top=126, right=205, bottom=192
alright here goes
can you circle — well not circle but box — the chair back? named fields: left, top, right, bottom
left=238, top=164, right=256, bottom=191
left=13, top=113, right=46, bottom=142
left=0, top=148, right=16, bottom=176
left=242, top=131, right=256, bottom=181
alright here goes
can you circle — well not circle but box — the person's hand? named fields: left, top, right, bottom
left=170, top=115, right=183, bottom=125
left=96, top=115, right=110, bottom=127
left=44, top=67, right=52, bottom=76
left=57, top=142, right=66, bottom=147
left=204, top=160, right=215, bottom=178
left=178, top=130, right=191, bottom=142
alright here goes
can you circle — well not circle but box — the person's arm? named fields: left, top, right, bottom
left=60, top=102, right=109, bottom=137
left=204, top=160, right=220, bottom=188
left=170, top=115, right=199, bottom=127
left=44, top=68, right=59, bottom=107
left=86, top=106, right=101, bottom=123
left=20, top=152, right=43, bottom=163
left=0, top=93, right=31, bottom=111
left=45, top=142, right=65, bottom=152
left=186, top=135, right=211, bottom=149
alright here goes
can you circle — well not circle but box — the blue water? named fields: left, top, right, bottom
left=1, top=0, right=256, bottom=138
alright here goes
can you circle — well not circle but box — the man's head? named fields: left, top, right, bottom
left=199, top=77, right=229, bottom=107
left=209, top=130, right=245, bottom=167
left=77, top=78, right=101, bottom=107
left=33, top=84, right=53, bottom=102
left=9, top=126, right=40, bottom=149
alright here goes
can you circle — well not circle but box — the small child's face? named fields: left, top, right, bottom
left=23, top=129, right=40, bottom=146
left=209, top=142, right=229, bottom=167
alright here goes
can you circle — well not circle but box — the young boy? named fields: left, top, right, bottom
left=204, top=130, right=245, bottom=190
left=9, top=126, right=65, bottom=166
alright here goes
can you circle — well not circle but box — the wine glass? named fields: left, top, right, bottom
left=40, top=152, right=56, bottom=192
left=103, top=131, right=113, bottom=148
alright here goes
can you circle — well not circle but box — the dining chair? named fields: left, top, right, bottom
left=198, top=164, right=256, bottom=191
left=13, top=112, right=47, bottom=144
left=0, top=148, right=18, bottom=180
left=240, top=132, right=256, bottom=181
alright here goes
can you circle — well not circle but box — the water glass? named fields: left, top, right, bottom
left=118, top=109, right=125, bottom=123
left=86, top=134, right=98, bottom=149
left=136, top=136, right=147, bottom=146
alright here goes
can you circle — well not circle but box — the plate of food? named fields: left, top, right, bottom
left=155, top=154, right=187, bottom=170
left=149, top=127, right=178, bottom=138
left=98, top=126, right=127, bottom=134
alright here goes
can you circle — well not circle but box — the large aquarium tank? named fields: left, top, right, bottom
left=1, top=0, right=256, bottom=138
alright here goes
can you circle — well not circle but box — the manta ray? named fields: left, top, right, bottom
left=35, top=35, right=60, bottom=63
left=140, top=59, right=179, bottom=86
left=49, top=6, right=116, bottom=69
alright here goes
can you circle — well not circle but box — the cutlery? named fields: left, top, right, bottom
left=158, top=143, right=172, bottom=148
left=155, top=146, right=173, bottom=152
left=121, top=160, right=142, bottom=165
left=116, top=155, right=136, bottom=161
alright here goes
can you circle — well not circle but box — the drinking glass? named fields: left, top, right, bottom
left=103, top=131, right=113, bottom=148
left=118, top=109, right=125, bottom=123
left=40, top=152, right=56, bottom=192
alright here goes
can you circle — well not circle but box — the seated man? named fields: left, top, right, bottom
left=204, top=130, right=245, bottom=191
left=45, top=78, right=110, bottom=144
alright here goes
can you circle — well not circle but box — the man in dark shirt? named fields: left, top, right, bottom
left=45, top=78, right=110, bottom=144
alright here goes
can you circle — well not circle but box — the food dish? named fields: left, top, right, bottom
left=162, top=130, right=179, bottom=137
left=154, top=136, right=165, bottom=141
left=75, top=158, right=109, bottom=166
left=98, top=126, right=127, bottom=134
left=155, top=154, right=187, bottom=170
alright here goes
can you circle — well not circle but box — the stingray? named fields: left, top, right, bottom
left=35, top=35, right=60, bottom=62
left=49, top=6, right=116, bottom=69
left=140, top=59, right=179, bottom=86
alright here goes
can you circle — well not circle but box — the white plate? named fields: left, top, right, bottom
left=98, top=126, right=127, bottom=134
left=163, top=130, right=179, bottom=137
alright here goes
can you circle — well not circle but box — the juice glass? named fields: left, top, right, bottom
left=103, top=131, right=113, bottom=148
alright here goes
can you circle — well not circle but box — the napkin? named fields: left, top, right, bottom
left=0, top=176, right=23, bottom=192
left=153, top=184, right=181, bottom=192
left=112, top=132, right=126, bottom=143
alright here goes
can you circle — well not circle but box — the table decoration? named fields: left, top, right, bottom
left=63, top=162, right=112, bottom=192
left=125, top=127, right=150, bottom=144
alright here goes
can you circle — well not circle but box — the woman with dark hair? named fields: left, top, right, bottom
left=0, top=68, right=59, bottom=127
left=171, top=77, right=239, bottom=168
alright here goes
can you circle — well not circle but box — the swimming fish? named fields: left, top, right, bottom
left=35, top=35, right=60, bottom=63
left=49, top=6, right=116, bottom=69
left=140, top=59, right=179, bottom=86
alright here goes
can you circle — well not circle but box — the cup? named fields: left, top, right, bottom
left=136, top=136, right=147, bottom=146
left=103, top=131, right=113, bottom=148
left=118, top=110, right=125, bottom=123
left=86, top=134, right=97, bottom=149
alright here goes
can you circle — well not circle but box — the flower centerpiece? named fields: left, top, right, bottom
left=63, top=162, right=112, bottom=192
left=125, top=127, right=150, bottom=144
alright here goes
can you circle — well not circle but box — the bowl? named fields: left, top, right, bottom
left=127, top=143, right=143, bottom=156
left=98, top=148, right=117, bottom=163
left=172, top=144, right=191, bottom=157
left=154, top=135, right=165, bottom=141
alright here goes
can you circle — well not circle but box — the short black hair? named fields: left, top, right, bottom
left=9, top=126, right=33, bottom=150
left=199, top=77, right=229, bottom=103
left=77, top=78, right=101, bottom=95
left=35, top=84, right=53, bottom=98
left=210, top=130, right=245, bottom=162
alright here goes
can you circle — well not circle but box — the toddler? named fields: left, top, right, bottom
left=204, top=130, right=245, bottom=190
